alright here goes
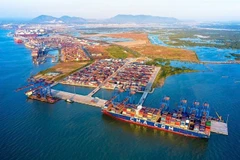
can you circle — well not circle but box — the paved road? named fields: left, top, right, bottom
left=82, top=46, right=92, bottom=59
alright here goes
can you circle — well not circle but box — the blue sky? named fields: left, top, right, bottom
left=0, top=0, right=239, bottom=21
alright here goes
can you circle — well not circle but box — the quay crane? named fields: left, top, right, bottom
left=159, top=96, right=170, bottom=113
left=190, top=101, right=200, bottom=118
left=105, top=87, right=121, bottom=106
left=15, top=77, right=59, bottom=104
left=176, top=99, right=188, bottom=119
left=105, top=88, right=136, bottom=112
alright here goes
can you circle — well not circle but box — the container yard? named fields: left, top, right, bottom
left=103, top=63, right=155, bottom=92
left=61, top=45, right=90, bottom=62
left=61, top=58, right=159, bottom=95
left=13, top=26, right=114, bottom=66
left=62, top=59, right=125, bottom=87
left=15, top=32, right=103, bottom=63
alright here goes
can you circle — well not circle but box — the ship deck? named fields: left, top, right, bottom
left=210, top=120, right=228, bottom=135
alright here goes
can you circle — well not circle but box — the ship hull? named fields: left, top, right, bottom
left=102, top=110, right=209, bottom=139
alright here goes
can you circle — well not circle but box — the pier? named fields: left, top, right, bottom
left=138, top=67, right=161, bottom=106
left=51, top=89, right=106, bottom=108
left=210, top=120, right=228, bottom=135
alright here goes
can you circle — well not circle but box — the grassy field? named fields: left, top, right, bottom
left=35, top=61, right=91, bottom=82
left=106, top=45, right=139, bottom=59
left=106, top=46, right=128, bottom=59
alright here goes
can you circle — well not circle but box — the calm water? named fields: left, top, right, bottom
left=0, top=29, right=240, bottom=160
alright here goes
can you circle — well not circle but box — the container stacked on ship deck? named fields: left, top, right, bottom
left=103, top=92, right=213, bottom=137
left=122, top=105, right=137, bottom=117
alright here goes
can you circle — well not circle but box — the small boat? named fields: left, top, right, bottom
left=65, top=99, right=74, bottom=103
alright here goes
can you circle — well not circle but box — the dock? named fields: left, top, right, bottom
left=138, top=67, right=161, bottom=105
left=210, top=120, right=228, bottom=135
left=51, top=89, right=106, bottom=108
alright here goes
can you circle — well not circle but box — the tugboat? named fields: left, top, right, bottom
left=65, top=99, right=74, bottom=103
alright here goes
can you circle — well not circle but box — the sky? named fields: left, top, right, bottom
left=0, top=0, right=239, bottom=21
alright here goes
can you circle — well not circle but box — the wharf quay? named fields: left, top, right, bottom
left=210, top=120, right=228, bottom=135
left=51, top=89, right=106, bottom=108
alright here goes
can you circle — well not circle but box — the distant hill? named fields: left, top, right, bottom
left=107, top=14, right=179, bottom=24
left=31, top=14, right=178, bottom=24
left=31, top=15, right=87, bottom=24
left=31, top=15, right=56, bottom=23
left=58, top=16, right=87, bottom=23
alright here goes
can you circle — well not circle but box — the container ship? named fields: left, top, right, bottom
left=102, top=96, right=227, bottom=139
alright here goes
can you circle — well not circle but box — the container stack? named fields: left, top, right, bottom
left=205, top=121, right=211, bottom=135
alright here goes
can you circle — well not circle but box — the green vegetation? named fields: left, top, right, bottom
left=106, top=46, right=128, bottom=59
left=146, top=58, right=197, bottom=88
left=120, top=45, right=140, bottom=57
left=106, top=45, right=139, bottom=59
left=230, top=53, right=240, bottom=60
